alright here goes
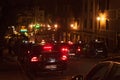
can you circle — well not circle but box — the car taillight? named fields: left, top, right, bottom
left=61, top=47, right=68, bottom=53
left=61, top=55, right=68, bottom=61
left=77, top=47, right=81, bottom=52
left=27, top=50, right=30, bottom=54
left=31, top=56, right=39, bottom=62
left=43, top=45, right=52, bottom=51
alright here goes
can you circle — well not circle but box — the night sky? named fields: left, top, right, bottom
left=1, top=0, right=82, bottom=7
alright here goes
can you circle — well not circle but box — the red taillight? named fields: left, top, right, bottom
left=61, top=55, right=68, bottom=61
left=27, top=50, right=30, bottom=54
left=77, top=48, right=81, bottom=51
left=43, top=45, right=52, bottom=51
left=77, top=47, right=81, bottom=52
left=31, top=56, right=39, bottom=62
left=61, top=47, right=68, bottom=52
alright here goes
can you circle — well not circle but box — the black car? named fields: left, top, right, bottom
left=103, top=56, right=120, bottom=62
left=17, top=43, right=69, bottom=74
left=71, top=61, right=120, bottom=80
left=68, top=43, right=77, bottom=56
left=84, top=40, right=108, bottom=58
left=74, top=43, right=85, bottom=57
left=64, top=42, right=85, bottom=57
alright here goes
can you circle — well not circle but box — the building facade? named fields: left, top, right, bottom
left=81, top=0, right=120, bottom=52
left=107, top=0, right=120, bottom=52
left=14, top=0, right=120, bottom=52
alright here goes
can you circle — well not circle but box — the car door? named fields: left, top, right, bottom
left=108, top=63, right=120, bottom=80
left=85, top=62, right=113, bottom=80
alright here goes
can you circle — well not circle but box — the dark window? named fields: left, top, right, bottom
left=84, top=19, right=87, bottom=29
left=86, top=62, right=110, bottom=80
left=110, top=64, right=120, bottom=80
left=90, top=19, right=93, bottom=29
left=85, top=1, right=88, bottom=13
left=106, top=20, right=109, bottom=30
left=99, top=0, right=106, bottom=12
left=99, top=0, right=109, bottom=11
left=90, top=1, right=93, bottom=12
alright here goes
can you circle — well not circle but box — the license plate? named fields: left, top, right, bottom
left=45, top=65, right=57, bottom=69
left=49, top=58, right=56, bottom=62
left=97, top=50, right=103, bottom=52
left=69, top=53, right=75, bottom=56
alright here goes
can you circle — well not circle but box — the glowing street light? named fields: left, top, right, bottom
left=97, top=13, right=107, bottom=30
left=97, top=13, right=106, bottom=23
left=54, top=24, right=58, bottom=28
left=29, top=24, right=34, bottom=29
left=70, top=24, right=74, bottom=28
left=97, top=17, right=100, bottom=21
left=70, top=22, right=78, bottom=30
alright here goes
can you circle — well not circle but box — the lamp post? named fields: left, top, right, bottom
left=97, top=16, right=100, bottom=31
left=96, top=13, right=107, bottom=42
left=97, top=13, right=107, bottom=30
left=70, top=22, right=78, bottom=43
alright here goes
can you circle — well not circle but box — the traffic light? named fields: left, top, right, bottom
left=35, top=24, right=40, bottom=29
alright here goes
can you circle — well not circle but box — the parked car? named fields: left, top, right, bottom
left=71, top=61, right=120, bottom=80
left=74, top=43, right=85, bottom=57
left=84, top=40, right=108, bottom=58
left=103, top=56, right=120, bottom=62
left=17, top=43, right=69, bottom=74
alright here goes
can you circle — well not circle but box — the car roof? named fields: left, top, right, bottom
left=103, top=56, right=120, bottom=62
left=86, top=61, right=120, bottom=77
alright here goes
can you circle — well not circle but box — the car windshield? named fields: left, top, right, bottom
left=110, top=63, right=120, bottom=80
left=30, top=45, right=43, bottom=54
left=94, top=42, right=106, bottom=48
left=86, top=62, right=110, bottom=80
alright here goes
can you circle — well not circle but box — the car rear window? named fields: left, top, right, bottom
left=31, top=45, right=42, bottom=54
left=94, top=42, right=106, bottom=48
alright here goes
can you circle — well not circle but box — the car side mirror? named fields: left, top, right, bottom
left=71, top=75, right=84, bottom=80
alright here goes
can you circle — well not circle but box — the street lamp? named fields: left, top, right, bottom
left=97, top=17, right=100, bottom=21
left=70, top=22, right=79, bottom=43
left=97, top=13, right=107, bottom=31
left=54, top=24, right=58, bottom=29
left=97, top=16, right=100, bottom=30
left=70, top=22, right=78, bottom=30
left=96, top=13, right=109, bottom=44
